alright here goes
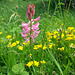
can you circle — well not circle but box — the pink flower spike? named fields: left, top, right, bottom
left=33, top=16, right=40, bottom=21
left=21, top=4, right=40, bottom=44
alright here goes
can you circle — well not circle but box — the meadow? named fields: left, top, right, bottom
left=0, top=0, right=75, bottom=75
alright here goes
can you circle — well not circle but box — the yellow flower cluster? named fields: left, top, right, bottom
left=33, top=43, right=55, bottom=50
left=46, top=30, right=60, bottom=41
left=40, top=60, right=46, bottom=64
left=7, top=41, right=19, bottom=48
left=67, top=27, right=74, bottom=31
left=33, top=44, right=48, bottom=50
left=58, top=47, right=64, bottom=51
left=26, top=61, right=39, bottom=67
left=70, top=43, right=75, bottom=48
left=33, top=44, right=42, bottom=50
left=46, top=27, right=75, bottom=42
left=65, top=27, right=75, bottom=41
left=18, top=46, right=23, bottom=50
left=7, top=41, right=24, bottom=50
left=48, top=43, right=55, bottom=49
left=26, top=60, right=46, bottom=67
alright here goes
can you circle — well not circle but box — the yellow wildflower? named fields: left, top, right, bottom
left=1, top=40, right=3, bottom=42
left=73, top=30, right=75, bottom=32
left=13, top=37, right=15, bottom=39
left=40, top=60, right=46, bottom=64
left=33, top=61, right=39, bottom=67
left=68, top=27, right=74, bottom=31
left=61, top=24, right=64, bottom=26
left=53, top=35, right=57, bottom=38
left=22, top=41, right=30, bottom=45
left=22, top=42, right=26, bottom=45
left=26, top=62, right=32, bottom=67
left=48, top=44, right=52, bottom=49
left=70, top=43, right=75, bottom=48
left=37, top=44, right=42, bottom=48
left=27, top=41, right=30, bottom=43
left=73, top=36, right=75, bottom=39
left=7, top=42, right=11, bottom=47
left=6, top=35, right=11, bottom=39
left=0, top=32, right=2, bottom=35
left=16, top=41, right=19, bottom=44
left=33, top=45, right=38, bottom=50
left=46, top=31, right=53, bottom=36
left=61, top=33, right=64, bottom=38
left=30, top=53, right=32, bottom=56
left=9, top=42, right=11, bottom=45
left=33, top=44, right=42, bottom=50
left=43, top=44, right=47, bottom=50
left=49, top=39, right=51, bottom=42
left=65, top=37, right=73, bottom=41
left=18, top=46, right=23, bottom=50
left=55, top=23, right=57, bottom=25
left=58, top=47, right=64, bottom=51
left=65, top=31, right=68, bottom=34
left=62, top=47, right=64, bottom=51
left=58, top=34, right=60, bottom=36
left=31, top=61, right=33, bottom=64
left=54, top=31, right=59, bottom=34
left=12, top=42, right=16, bottom=46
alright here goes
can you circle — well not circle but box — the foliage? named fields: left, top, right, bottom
left=0, top=0, right=75, bottom=75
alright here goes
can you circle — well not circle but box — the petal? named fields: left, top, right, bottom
left=22, top=22, right=29, bottom=28
left=21, top=32, right=28, bottom=38
left=25, top=38, right=30, bottom=43
left=34, top=22, right=39, bottom=26
left=33, top=16, right=40, bottom=21
left=35, top=30, right=40, bottom=34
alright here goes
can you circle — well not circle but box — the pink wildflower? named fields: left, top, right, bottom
left=26, top=4, right=35, bottom=20
left=21, top=4, right=40, bottom=43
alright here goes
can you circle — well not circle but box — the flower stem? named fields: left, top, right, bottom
left=30, top=19, right=32, bottom=49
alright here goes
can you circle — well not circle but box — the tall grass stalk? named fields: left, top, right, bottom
left=47, top=0, right=51, bottom=19
left=64, top=0, right=71, bottom=25
left=47, top=48, right=64, bottom=75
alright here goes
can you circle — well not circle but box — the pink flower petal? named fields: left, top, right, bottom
left=25, top=38, right=30, bottom=43
left=34, top=30, right=40, bottom=34
left=22, top=22, right=29, bottom=28
left=34, top=22, right=39, bottom=26
left=33, top=16, right=40, bottom=21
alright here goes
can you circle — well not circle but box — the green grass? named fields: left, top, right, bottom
left=0, top=0, right=75, bottom=75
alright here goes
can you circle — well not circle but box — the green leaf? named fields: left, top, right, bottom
left=8, top=71, right=15, bottom=75
left=22, top=71, right=29, bottom=75
left=12, top=63, right=24, bottom=74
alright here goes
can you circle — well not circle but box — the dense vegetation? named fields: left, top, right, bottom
left=0, top=0, right=75, bottom=75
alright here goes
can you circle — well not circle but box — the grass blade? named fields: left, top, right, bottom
left=47, top=48, right=64, bottom=75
